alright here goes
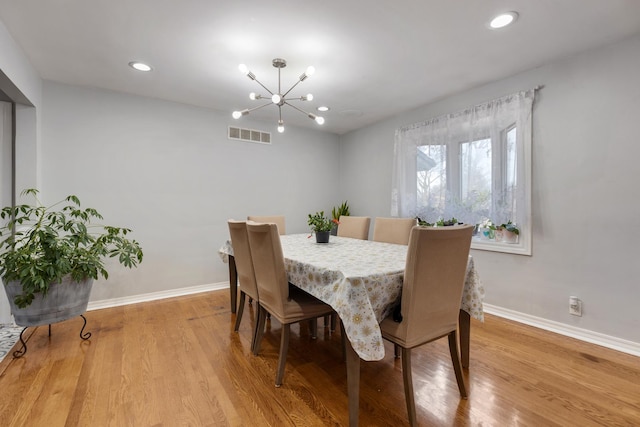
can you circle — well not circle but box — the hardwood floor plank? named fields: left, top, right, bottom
left=1, top=290, right=639, bottom=426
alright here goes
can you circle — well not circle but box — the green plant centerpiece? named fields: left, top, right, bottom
left=308, top=211, right=338, bottom=243
left=331, top=201, right=350, bottom=221
left=331, top=201, right=349, bottom=235
left=0, top=189, right=144, bottom=312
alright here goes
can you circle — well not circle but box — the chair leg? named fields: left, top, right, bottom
left=233, top=291, right=246, bottom=332
left=275, top=323, right=291, bottom=387
left=448, top=331, right=468, bottom=398
left=250, top=303, right=262, bottom=354
left=330, top=313, right=337, bottom=331
left=394, top=343, right=401, bottom=358
left=310, top=318, right=318, bottom=339
left=253, top=306, right=268, bottom=356
left=401, top=347, right=417, bottom=426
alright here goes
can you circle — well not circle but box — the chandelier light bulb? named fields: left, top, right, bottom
left=315, top=116, right=325, bottom=125
left=306, top=93, right=314, bottom=101
left=238, top=64, right=249, bottom=75
left=249, top=92, right=257, bottom=100
left=306, top=66, right=316, bottom=77
left=277, top=120, right=285, bottom=133
left=271, top=94, right=281, bottom=104
left=232, top=111, right=242, bottom=119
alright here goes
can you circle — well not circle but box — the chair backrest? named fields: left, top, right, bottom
left=399, top=225, right=474, bottom=346
left=247, top=215, right=286, bottom=235
left=246, top=222, right=289, bottom=316
left=337, top=216, right=371, bottom=240
left=372, top=217, right=418, bottom=245
left=227, top=220, right=259, bottom=301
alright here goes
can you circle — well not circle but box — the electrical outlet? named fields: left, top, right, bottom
left=569, top=296, right=582, bottom=316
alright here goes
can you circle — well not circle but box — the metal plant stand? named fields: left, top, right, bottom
left=12, top=314, right=91, bottom=358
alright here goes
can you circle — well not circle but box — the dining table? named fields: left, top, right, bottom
left=219, top=233, right=485, bottom=426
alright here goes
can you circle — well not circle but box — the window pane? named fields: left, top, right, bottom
left=417, top=145, right=446, bottom=215
left=460, top=138, right=491, bottom=219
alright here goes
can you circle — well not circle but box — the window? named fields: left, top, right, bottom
left=392, top=90, right=535, bottom=255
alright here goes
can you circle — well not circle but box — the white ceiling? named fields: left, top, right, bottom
left=2, top=0, right=640, bottom=135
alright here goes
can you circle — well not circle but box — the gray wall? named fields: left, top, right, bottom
left=40, top=81, right=340, bottom=301
left=339, top=33, right=640, bottom=344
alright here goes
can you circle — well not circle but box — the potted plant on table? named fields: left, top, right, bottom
left=494, top=221, right=520, bottom=243
left=330, top=201, right=349, bottom=235
left=308, top=211, right=338, bottom=243
left=0, top=189, right=143, bottom=337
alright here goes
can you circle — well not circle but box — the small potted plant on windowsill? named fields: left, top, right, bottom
left=308, top=211, right=338, bottom=243
left=477, top=219, right=495, bottom=240
left=495, top=221, right=519, bottom=244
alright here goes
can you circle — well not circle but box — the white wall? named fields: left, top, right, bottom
left=339, top=33, right=640, bottom=346
left=40, top=81, right=340, bottom=302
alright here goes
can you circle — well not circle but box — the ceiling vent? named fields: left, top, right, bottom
left=228, top=126, right=271, bottom=145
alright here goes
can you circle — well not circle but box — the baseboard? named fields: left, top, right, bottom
left=87, top=282, right=229, bottom=311
left=483, top=303, right=640, bottom=357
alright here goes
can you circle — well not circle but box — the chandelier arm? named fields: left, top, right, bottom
left=282, top=80, right=303, bottom=98
left=246, top=102, right=273, bottom=113
left=284, top=101, right=315, bottom=118
left=252, top=77, right=274, bottom=95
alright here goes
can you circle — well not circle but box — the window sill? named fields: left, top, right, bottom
left=471, top=237, right=531, bottom=256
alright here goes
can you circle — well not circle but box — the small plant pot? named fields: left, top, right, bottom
left=315, top=231, right=330, bottom=243
left=495, top=229, right=519, bottom=244
left=478, top=227, right=494, bottom=240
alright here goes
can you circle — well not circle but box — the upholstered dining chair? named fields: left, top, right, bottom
left=372, top=217, right=418, bottom=245
left=379, top=224, right=474, bottom=426
left=247, top=215, right=286, bottom=235
left=227, top=220, right=261, bottom=353
left=246, top=222, right=335, bottom=387
left=337, top=215, right=371, bottom=240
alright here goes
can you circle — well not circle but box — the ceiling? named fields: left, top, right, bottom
left=2, top=1, right=640, bottom=135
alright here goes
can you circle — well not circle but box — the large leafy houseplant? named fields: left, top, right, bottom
left=0, top=189, right=143, bottom=309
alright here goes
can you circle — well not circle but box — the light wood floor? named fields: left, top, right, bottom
left=0, top=290, right=638, bottom=426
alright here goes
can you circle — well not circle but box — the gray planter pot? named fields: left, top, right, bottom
left=4, top=276, right=94, bottom=327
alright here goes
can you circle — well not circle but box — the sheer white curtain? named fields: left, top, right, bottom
left=392, top=90, right=535, bottom=232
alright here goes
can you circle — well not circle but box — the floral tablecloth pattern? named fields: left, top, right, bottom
left=219, top=233, right=484, bottom=361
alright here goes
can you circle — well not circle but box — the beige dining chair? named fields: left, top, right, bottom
left=337, top=215, right=371, bottom=240
left=247, top=215, right=286, bottom=235
left=380, top=224, right=474, bottom=426
left=246, top=222, right=335, bottom=387
left=372, top=217, right=418, bottom=245
left=227, top=220, right=261, bottom=353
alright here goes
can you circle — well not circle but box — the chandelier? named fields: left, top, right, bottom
left=232, top=58, right=324, bottom=133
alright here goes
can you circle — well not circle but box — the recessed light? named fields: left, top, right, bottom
left=317, top=106, right=330, bottom=112
left=489, top=11, right=518, bottom=29
left=128, top=61, right=152, bottom=72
